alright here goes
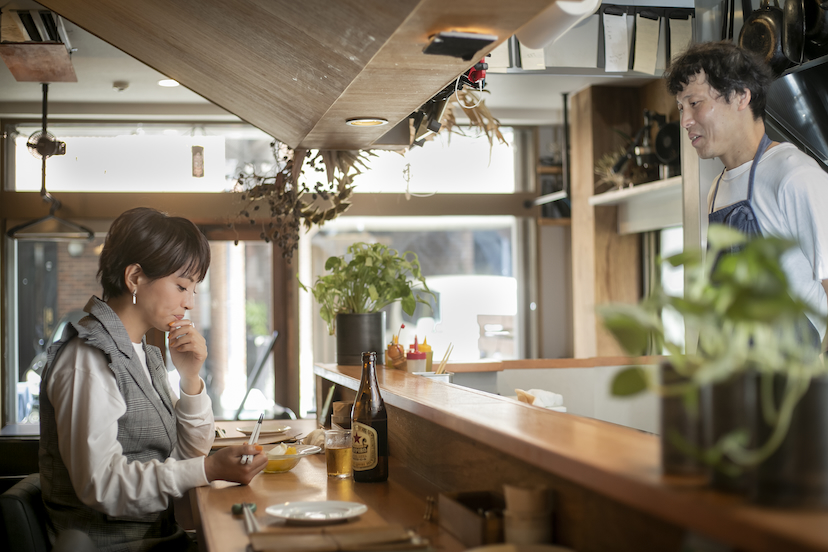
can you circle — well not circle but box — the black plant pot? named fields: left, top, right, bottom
left=751, top=374, right=828, bottom=508
left=335, top=312, right=386, bottom=366
left=660, top=362, right=707, bottom=479
left=703, top=372, right=757, bottom=494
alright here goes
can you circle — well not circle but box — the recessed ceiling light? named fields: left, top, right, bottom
left=345, top=118, right=388, bottom=127
left=158, top=79, right=179, bottom=87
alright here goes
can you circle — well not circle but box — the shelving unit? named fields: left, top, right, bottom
left=588, top=176, right=682, bottom=235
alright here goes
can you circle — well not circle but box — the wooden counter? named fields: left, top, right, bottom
left=191, top=419, right=464, bottom=552
left=315, top=363, right=828, bottom=552
left=444, top=356, right=663, bottom=373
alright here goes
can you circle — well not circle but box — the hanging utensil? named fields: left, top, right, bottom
left=7, top=83, right=94, bottom=241
left=739, top=0, right=794, bottom=77
left=803, top=0, right=828, bottom=59
left=783, top=0, right=806, bottom=64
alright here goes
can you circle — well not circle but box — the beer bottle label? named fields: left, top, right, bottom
left=352, top=421, right=378, bottom=470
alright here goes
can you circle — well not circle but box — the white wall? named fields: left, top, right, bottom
left=496, top=364, right=660, bottom=434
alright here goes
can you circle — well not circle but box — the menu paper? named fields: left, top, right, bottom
left=633, top=14, right=660, bottom=75
left=670, top=17, right=693, bottom=61
left=603, top=12, right=629, bottom=72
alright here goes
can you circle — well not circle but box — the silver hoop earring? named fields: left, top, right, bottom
left=132, top=289, right=137, bottom=305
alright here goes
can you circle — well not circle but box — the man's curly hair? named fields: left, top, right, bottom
left=664, top=41, right=773, bottom=120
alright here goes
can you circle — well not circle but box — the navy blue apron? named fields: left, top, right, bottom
left=709, top=134, right=821, bottom=350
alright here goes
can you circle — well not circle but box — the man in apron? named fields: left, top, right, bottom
left=665, top=41, right=828, bottom=354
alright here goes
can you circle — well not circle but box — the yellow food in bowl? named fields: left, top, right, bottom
left=264, top=445, right=300, bottom=473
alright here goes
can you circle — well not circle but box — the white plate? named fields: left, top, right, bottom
left=235, top=422, right=290, bottom=436
left=265, top=501, right=368, bottom=525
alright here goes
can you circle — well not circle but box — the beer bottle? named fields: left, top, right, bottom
left=351, top=351, right=388, bottom=482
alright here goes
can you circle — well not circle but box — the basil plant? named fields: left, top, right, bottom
left=299, top=241, right=435, bottom=335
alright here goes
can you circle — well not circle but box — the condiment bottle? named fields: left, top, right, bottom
left=418, top=337, right=433, bottom=372
left=386, top=335, right=407, bottom=371
left=406, top=348, right=427, bottom=373
left=351, top=351, right=388, bottom=482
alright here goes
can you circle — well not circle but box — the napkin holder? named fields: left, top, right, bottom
left=438, top=491, right=504, bottom=547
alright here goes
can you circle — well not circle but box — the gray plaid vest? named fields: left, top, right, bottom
left=39, top=297, right=184, bottom=552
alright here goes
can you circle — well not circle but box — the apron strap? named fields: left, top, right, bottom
left=710, top=134, right=772, bottom=213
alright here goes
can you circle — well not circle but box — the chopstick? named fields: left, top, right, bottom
left=435, top=343, right=453, bottom=375
left=242, top=502, right=260, bottom=534
left=241, top=413, right=263, bottom=464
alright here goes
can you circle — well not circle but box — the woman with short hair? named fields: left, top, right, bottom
left=39, top=207, right=267, bottom=551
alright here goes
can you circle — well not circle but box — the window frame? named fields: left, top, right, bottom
left=0, top=118, right=540, bottom=426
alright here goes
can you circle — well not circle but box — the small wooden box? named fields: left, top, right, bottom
left=438, top=491, right=505, bottom=547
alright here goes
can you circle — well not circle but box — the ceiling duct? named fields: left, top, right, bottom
left=765, top=57, right=828, bottom=172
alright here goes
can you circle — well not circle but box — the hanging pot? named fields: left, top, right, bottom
left=739, top=0, right=794, bottom=76
left=335, top=312, right=386, bottom=366
left=803, top=0, right=828, bottom=59
left=783, top=0, right=806, bottom=64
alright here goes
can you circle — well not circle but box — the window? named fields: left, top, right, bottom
left=8, top=238, right=277, bottom=424
left=352, top=128, right=516, bottom=194
left=298, top=216, right=521, bottom=414
left=660, top=226, right=685, bottom=352
left=9, top=122, right=274, bottom=193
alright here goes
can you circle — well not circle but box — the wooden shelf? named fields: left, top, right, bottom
left=588, top=176, right=681, bottom=206
left=538, top=217, right=571, bottom=227
left=588, top=176, right=682, bottom=235
left=538, top=165, right=563, bottom=175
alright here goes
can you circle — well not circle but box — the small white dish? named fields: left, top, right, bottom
left=236, top=422, right=290, bottom=436
left=265, top=500, right=368, bottom=525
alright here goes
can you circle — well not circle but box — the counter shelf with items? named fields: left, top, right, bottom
left=314, top=362, right=828, bottom=552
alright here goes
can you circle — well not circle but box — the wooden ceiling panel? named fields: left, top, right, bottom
left=37, top=0, right=555, bottom=149
left=301, top=0, right=557, bottom=149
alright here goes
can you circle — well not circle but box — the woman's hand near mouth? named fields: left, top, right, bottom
left=168, top=320, right=207, bottom=395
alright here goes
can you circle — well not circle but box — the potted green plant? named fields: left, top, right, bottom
left=600, top=224, right=827, bottom=506
left=300, top=241, right=435, bottom=365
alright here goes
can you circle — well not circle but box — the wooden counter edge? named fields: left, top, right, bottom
left=440, top=356, right=665, bottom=373
left=314, top=363, right=828, bottom=552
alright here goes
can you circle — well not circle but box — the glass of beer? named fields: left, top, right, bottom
left=325, top=429, right=353, bottom=479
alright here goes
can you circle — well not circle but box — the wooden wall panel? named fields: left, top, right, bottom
left=388, top=405, right=685, bottom=552
left=570, top=88, right=597, bottom=358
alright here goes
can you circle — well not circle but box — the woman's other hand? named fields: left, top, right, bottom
left=204, top=445, right=267, bottom=484
left=168, top=321, right=207, bottom=395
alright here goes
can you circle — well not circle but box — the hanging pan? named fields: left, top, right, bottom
left=739, top=0, right=794, bottom=76
left=803, top=0, right=828, bottom=59
left=783, top=0, right=806, bottom=65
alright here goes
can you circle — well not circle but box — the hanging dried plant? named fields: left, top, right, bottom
left=233, top=141, right=375, bottom=260
left=594, top=147, right=629, bottom=194
left=440, top=89, right=506, bottom=153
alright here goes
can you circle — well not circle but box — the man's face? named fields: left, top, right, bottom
left=676, top=70, right=744, bottom=162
